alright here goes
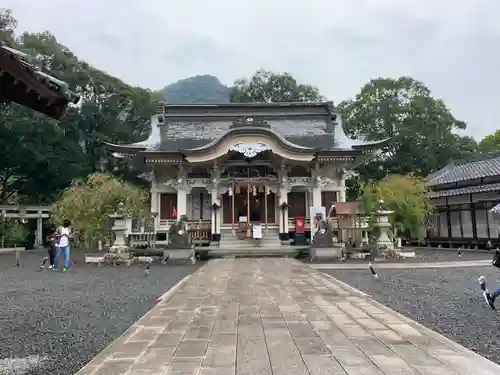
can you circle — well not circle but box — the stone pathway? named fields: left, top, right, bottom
left=76, top=259, right=500, bottom=375
left=312, top=260, right=492, bottom=269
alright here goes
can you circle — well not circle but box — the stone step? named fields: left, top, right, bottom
left=208, top=246, right=301, bottom=257
left=218, top=242, right=283, bottom=249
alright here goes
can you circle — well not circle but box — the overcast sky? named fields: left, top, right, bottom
left=4, top=0, right=499, bottom=139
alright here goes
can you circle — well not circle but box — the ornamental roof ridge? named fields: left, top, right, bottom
left=230, top=116, right=270, bottom=129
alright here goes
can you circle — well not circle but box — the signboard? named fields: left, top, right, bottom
left=295, top=216, right=305, bottom=235
left=252, top=224, right=262, bottom=239
left=239, top=216, right=248, bottom=222
left=309, top=207, right=326, bottom=230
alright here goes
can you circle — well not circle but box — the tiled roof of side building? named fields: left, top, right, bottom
left=426, top=153, right=500, bottom=187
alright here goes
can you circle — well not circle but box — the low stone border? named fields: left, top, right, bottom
left=84, top=256, right=105, bottom=264
left=319, top=270, right=500, bottom=373
left=312, top=259, right=492, bottom=269
left=411, top=245, right=492, bottom=253
left=0, top=247, right=26, bottom=254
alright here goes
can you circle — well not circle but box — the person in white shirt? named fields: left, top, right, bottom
left=55, top=219, right=72, bottom=272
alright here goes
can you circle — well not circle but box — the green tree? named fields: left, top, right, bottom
left=337, top=77, right=477, bottom=180
left=0, top=8, right=16, bottom=44
left=52, top=172, right=148, bottom=249
left=0, top=9, right=159, bottom=204
left=0, top=218, right=28, bottom=248
left=362, top=174, right=432, bottom=240
left=230, top=69, right=324, bottom=103
left=479, top=130, right=500, bottom=152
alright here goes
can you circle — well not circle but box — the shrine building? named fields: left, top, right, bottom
left=426, top=153, right=500, bottom=249
left=105, top=102, right=388, bottom=251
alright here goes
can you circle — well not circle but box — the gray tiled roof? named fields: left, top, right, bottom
left=109, top=105, right=386, bottom=154
left=132, top=117, right=340, bottom=152
left=426, top=155, right=500, bottom=187
left=428, top=182, right=500, bottom=198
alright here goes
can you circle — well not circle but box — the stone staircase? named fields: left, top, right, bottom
left=209, top=225, right=298, bottom=257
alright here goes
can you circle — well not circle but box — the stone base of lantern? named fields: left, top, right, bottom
left=376, top=241, right=394, bottom=254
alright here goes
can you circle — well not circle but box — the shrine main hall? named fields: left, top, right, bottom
left=106, top=102, right=388, bottom=250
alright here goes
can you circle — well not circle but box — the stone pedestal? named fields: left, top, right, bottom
left=309, top=217, right=343, bottom=261
left=375, top=210, right=394, bottom=253
left=309, top=246, right=343, bottom=261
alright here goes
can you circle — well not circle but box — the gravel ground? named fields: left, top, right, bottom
left=324, top=265, right=500, bottom=365
left=0, top=250, right=200, bottom=375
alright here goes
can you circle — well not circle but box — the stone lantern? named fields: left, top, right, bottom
left=109, top=202, right=129, bottom=254
left=375, top=199, right=394, bottom=252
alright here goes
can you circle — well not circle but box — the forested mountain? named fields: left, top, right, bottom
left=160, top=75, right=230, bottom=104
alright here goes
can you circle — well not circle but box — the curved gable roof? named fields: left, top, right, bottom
left=181, top=123, right=318, bottom=155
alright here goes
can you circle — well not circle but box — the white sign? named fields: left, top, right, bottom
left=239, top=216, right=248, bottom=222
left=230, top=142, right=270, bottom=158
left=252, top=224, right=262, bottom=239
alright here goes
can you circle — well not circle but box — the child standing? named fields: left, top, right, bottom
left=47, top=227, right=57, bottom=269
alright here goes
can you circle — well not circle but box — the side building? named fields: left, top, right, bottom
left=105, top=101, right=389, bottom=251
left=426, top=153, right=500, bottom=248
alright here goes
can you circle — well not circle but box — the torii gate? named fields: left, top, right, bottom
left=0, top=205, right=51, bottom=248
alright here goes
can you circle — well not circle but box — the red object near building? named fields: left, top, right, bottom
left=172, top=207, right=177, bottom=218
left=295, top=216, right=305, bottom=234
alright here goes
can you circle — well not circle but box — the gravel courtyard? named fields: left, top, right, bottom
left=324, top=265, right=500, bottom=365
left=0, top=251, right=200, bottom=375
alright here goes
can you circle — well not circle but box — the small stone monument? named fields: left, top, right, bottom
left=309, top=205, right=343, bottom=261
left=163, top=215, right=194, bottom=263
left=375, top=199, right=394, bottom=253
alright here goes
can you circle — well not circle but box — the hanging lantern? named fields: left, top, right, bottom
left=252, top=185, right=257, bottom=196
left=228, top=187, right=233, bottom=196
left=172, top=207, right=177, bottom=218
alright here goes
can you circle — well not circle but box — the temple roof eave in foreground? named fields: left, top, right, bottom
left=0, top=44, right=80, bottom=119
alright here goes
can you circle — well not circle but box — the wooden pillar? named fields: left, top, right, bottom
left=264, top=183, right=268, bottom=232
left=231, top=182, right=235, bottom=235
left=459, top=207, right=464, bottom=238
left=445, top=196, right=452, bottom=244
left=486, top=206, right=491, bottom=239
left=470, top=193, right=477, bottom=242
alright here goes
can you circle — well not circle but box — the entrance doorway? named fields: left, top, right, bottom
left=222, top=185, right=276, bottom=224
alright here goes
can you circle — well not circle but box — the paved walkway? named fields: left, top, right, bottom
left=312, top=259, right=492, bottom=269
left=76, top=259, right=500, bottom=375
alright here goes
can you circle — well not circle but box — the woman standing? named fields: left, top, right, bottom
left=55, top=219, right=72, bottom=272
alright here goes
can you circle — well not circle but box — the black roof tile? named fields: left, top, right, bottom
left=426, top=154, right=500, bottom=186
